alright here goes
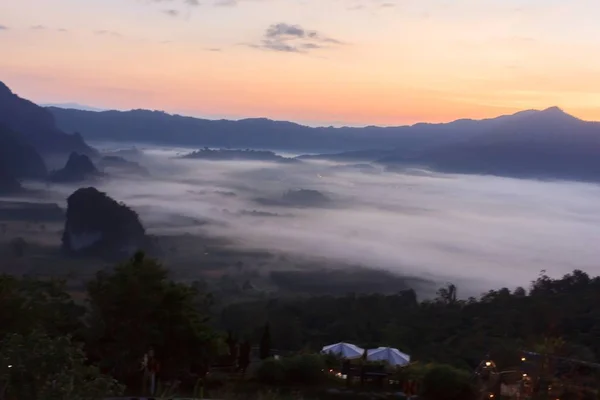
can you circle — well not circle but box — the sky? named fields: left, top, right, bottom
left=1, top=0, right=599, bottom=126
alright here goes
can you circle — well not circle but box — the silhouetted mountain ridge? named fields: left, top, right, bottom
left=48, top=104, right=600, bottom=180
left=0, top=81, right=96, bottom=157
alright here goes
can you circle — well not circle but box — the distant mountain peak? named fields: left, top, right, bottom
left=542, top=106, right=563, bottom=112
left=498, top=106, right=579, bottom=125
left=536, top=106, right=580, bottom=121
left=538, top=106, right=569, bottom=115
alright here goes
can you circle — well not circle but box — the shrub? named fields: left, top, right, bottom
left=420, top=363, right=477, bottom=400
left=283, top=354, right=326, bottom=385
left=255, top=354, right=327, bottom=386
left=255, top=358, right=286, bottom=385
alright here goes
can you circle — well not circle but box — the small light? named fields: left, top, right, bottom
left=485, top=361, right=492, bottom=367
left=489, top=394, right=495, bottom=398
left=522, top=373, right=527, bottom=377
left=7, top=365, right=12, bottom=368
left=521, top=357, right=526, bottom=361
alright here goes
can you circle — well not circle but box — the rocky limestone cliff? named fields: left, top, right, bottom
left=50, top=152, right=100, bottom=183
left=61, top=187, right=147, bottom=257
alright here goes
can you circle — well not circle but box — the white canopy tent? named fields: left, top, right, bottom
left=321, top=342, right=365, bottom=359
left=366, top=347, right=410, bottom=366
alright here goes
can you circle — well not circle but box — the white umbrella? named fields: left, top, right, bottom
left=321, top=342, right=365, bottom=359
left=366, top=347, right=410, bottom=366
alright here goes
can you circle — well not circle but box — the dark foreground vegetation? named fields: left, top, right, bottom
left=1, top=252, right=599, bottom=399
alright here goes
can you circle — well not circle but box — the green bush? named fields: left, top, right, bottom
left=255, top=358, right=286, bottom=385
left=420, top=364, right=477, bottom=400
left=283, top=354, right=326, bottom=385
left=255, top=354, right=326, bottom=386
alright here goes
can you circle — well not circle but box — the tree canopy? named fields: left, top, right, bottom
left=86, top=251, right=221, bottom=384
left=218, top=270, right=600, bottom=370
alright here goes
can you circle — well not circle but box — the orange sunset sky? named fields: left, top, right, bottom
left=1, top=0, right=599, bottom=126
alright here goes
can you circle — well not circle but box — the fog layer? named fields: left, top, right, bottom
left=28, top=146, right=600, bottom=296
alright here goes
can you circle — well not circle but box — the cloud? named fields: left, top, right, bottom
left=0, top=25, right=7, bottom=31
left=250, top=23, right=345, bottom=53
left=215, top=0, right=237, bottom=6
left=147, top=0, right=200, bottom=15
left=28, top=25, right=68, bottom=33
left=94, top=30, right=122, bottom=38
left=346, top=0, right=398, bottom=11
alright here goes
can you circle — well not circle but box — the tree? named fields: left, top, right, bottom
left=259, top=323, right=271, bottom=360
left=238, top=340, right=251, bottom=373
left=0, top=275, right=84, bottom=340
left=420, top=364, right=477, bottom=400
left=436, top=283, right=458, bottom=305
left=85, top=251, right=220, bottom=384
left=0, top=331, right=123, bottom=400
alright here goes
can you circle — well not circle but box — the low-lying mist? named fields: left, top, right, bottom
left=24, top=145, right=600, bottom=297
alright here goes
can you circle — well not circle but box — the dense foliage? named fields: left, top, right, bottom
left=0, top=331, right=123, bottom=400
left=86, top=252, right=221, bottom=384
left=255, top=354, right=326, bottom=386
left=219, top=270, right=600, bottom=370
left=0, top=252, right=221, bottom=398
left=1, top=251, right=599, bottom=398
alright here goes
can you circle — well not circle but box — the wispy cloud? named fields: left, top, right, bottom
left=0, top=25, right=9, bottom=31
left=215, top=0, right=237, bottom=6
left=249, top=23, right=346, bottom=53
left=94, top=30, right=122, bottom=38
left=146, top=0, right=200, bottom=16
left=29, top=25, right=69, bottom=32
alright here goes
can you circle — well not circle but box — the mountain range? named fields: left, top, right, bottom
left=0, top=81, right=96, bottom=189
left=47, top=99, right=600, bottom=182
left=2, top=79, right=600, bottom=184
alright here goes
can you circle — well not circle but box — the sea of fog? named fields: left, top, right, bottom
left=27, top=144, right=600, bottom=297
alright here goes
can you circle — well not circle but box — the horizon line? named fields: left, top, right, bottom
left=41, top=102, right=588, bottom=130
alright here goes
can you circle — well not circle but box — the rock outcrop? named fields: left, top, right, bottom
left=255, top=188, right=331, bottom=208
left=281, top=189, right=331, bottom=207
left=180, top=148, right=298, bottom=163
left=50, top=152, right=100, bottom=183
left=61, top=187, right=147, bottom=257
left=98, top=155, right=149, bottom=176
